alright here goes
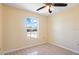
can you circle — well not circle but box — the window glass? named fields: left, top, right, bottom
left=25, top=17, right=38, bottom=39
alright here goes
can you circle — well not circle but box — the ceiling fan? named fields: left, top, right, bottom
left=36, top=3, right=67, bottom=13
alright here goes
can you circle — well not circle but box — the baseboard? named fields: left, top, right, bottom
left=49, top=42, right=79, bottom=54
left=3, top=42, right=79, bottom=55
left=3, top=42, right=46, bottom=54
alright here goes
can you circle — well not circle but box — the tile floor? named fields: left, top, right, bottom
left=5, top=43, right=78, bottom=55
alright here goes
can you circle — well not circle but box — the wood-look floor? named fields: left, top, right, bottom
left=5, top=43, right=78, bottom=55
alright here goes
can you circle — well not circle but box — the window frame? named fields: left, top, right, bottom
left=25, top=16, right=39, bottom=40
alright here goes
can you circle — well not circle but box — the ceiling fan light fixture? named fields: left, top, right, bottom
left=48, top=5, right=54, bottom=13
left=36, top=3, right=67, bottom=13
left=46, top=5, right=53, bottom=13
left=50, top=6, right=53, bottom=11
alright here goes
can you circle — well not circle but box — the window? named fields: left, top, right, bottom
left=25, top=17, right=39, bottom=39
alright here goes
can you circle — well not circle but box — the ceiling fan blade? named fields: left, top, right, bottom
left=36, top=6, right=46, bottom=11
left=53, top=3, right=67, bottom=7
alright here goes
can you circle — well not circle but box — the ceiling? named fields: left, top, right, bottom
left=4, top=3, right=79, bottom=16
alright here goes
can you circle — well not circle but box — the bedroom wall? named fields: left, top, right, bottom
left=0, top=4, right=3, bottom=53
left=3, top=5, right=48, bottom=51
left=48, top=5, right=79, bottom=53
left=2, top=4, right=79, bottom=54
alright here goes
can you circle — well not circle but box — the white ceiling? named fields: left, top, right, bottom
left=4, top=3, right=79, bottom=16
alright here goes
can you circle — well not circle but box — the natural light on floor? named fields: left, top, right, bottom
left=27, top=51, right=38, bottom=55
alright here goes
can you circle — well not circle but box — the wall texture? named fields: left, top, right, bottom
left=3, top=5, right=48, bottom=51
left=48, top=5, right=79, bottom=53
left=0, top=4, right=3, bottom=52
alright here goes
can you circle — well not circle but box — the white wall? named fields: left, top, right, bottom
left=48, top=5, right=79, bottom=53
left=3, top=5, right=48, bottom=51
